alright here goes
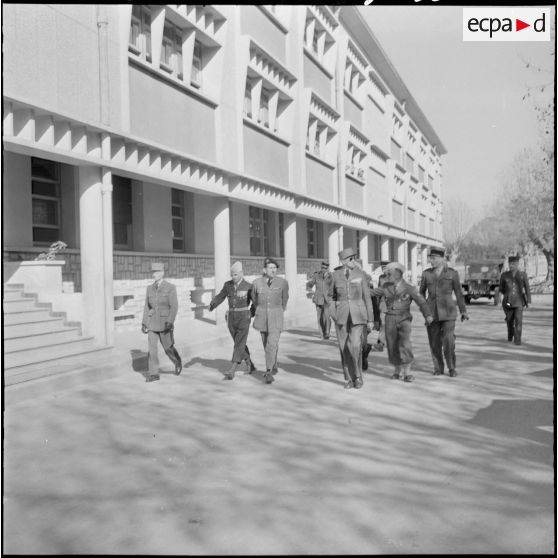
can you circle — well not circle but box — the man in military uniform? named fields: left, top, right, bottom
left=306, top=260, right=333, bottom=339
left=499, top=255, right=531, bottom=345
left=371, top=262, right=433, bottom=382
left=252, top=257, right=289, bottom=384
left=208, top=261, right=256, bottom=380
left=419, top=248, right=469, bottom=378
left=326, top=247, right=374, bottom=390
left=374, top=260, right=390, bottom=352
left=141, top=262, right=182, bottom=382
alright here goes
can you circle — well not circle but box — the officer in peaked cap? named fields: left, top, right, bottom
left=141, top=262, right=182, bottom=382
left=208, top=261, right=257, bottom=379
left=326, top=247, right=374, bottom=390
left=251, top=256, right=289, bottom=384
left=419, top=247, right=469, bottom=378
left=306, top=260, right=333, bottom=340
left=498, top=255, right=531, bottom=345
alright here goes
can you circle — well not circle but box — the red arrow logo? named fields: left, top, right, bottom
left=516, top=19, right=530, bottom=31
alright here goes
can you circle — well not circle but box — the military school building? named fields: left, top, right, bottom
left=3, top=4, right=446, bottom=353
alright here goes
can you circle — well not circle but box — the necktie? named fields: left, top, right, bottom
left=345, top=269, right=350, bottom=280
left=267, top=278, right=272, bottom=287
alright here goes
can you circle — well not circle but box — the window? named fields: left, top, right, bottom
left=129, top=5, right=151, bottom=61
left=392, top=200, right=403, bottom=227
left=418, top=165, right=425, bottom=183
left=112, top=176, right=133, bottom=250
left=355, top=230, right=361, bottom=259
left=249, top=206, right=269, bottom=256
left=244, top=78, right=253, bottom=118
left=171, top=189, right=185, bottom=252
left=278, top=213, right=284, bottom=257
left=191, top=39, right=203, bottom=87
left=259, top=88, right=270, bottom=128
left=390, top=139, right=402, bottom=165
left=405, top=152, right=414, bottom=175
left=307, top=219, right=323, bottom=259
left=346, top=143, right=365, bottom=180
left=31, top=157, right=60, bottom=244
left=161, top=21, right=183, bottom=79
left=407, top=208, right=416, bottom=231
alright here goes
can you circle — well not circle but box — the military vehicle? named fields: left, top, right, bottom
left=461, top=261, right=502, bottom=305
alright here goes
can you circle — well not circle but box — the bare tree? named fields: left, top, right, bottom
left=442, top=197, right=474, bottom=263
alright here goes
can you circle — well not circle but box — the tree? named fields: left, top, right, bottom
left=442, top=197, right=474, bottom=263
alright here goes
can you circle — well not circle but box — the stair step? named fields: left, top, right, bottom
left=3, top=289, right=26, bottom=300
left=3, top=283, right=25, bottom=291
left=4, top=317, right=67, bottom=337
left=4, top=328, right=82, bottom=352
left=3, top=298, right=41, bottom=312
left=4, top=337, right=101, bottom=369
left=3, top=309, right=54, bottom=325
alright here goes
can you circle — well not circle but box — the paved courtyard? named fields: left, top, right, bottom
left=3, top=295, right=554, bottom=554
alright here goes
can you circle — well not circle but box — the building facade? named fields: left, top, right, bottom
left=3, top=4, right=446, bottom=346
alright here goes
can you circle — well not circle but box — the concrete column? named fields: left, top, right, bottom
left=421, top=245, right=429, bottom=270
left=79, top=166, right=109, bottom=344
left=101, top=167, right=114, bottom=345
left=213, top=197, right=230, bottom=323
left=380, top=236, right=390, bottom=262
left=328, top=224, right=341, bottom=268
left=284, top=213, right=298, bottom=294
left=359, top=232, right=369, bottom=273
left=397, top=239, right=406, bottom=266
left=410, top=242, right=418, bottom=285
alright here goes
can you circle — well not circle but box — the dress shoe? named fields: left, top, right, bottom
left=514, top=341, right=521, bottom=345
left=391, top=373, right=400, bottom=380
left=354, top=377, right=363, bottom=389
left=433, top=370, right=444, bottom=376
left=449, top=369, right=458, bottom=377
left=245, top=359, right=257, bottom=374
left=373, top=341, right=384, bottom=352
left=224, top=363, right=238, bottom=380
left=344, top=380, right=354, bottom=389
left=403, top=375, right=415, bottom=383
left=263, top=372, right=274, bottom=384
left=174, top=361, right=183, bottom=376
left=146, top=374, right=160, bottom=383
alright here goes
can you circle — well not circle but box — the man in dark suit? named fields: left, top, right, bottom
left=419, top=248, right=469, bottom=378
left=209, top=261, right=256, bottom=380
left=499, top=255, right=531, bottom=345
left=326, top=247, right=374, bottom=390
left=252, top=257, right=289, bottom=384
left=307, top=260, right=333, bottom=339
left=141, top=262, right=182, bottom=382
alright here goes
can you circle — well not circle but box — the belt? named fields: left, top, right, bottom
left=229, top=307, right=250, bottom=312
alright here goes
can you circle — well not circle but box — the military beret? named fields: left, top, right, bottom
left=338, top=247, right=356, bottom=260
left=264, top=257, right=279, bottom=268
left=385, top=262, right=405, bottom=274
left=230, top=261, right=243, bottom=273
left=508, top=255, right=519, bottom=263
left=151, top=262, right=165, bottom=271
left=429, top=248, right=445, bottom=257
left=321, top=261, right=329, bottom=268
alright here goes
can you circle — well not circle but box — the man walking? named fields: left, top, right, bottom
left=208, top=261, right=257, bottom=380
left=327, top=247, right=374, bottom=390
left=306, top=260, right=333, bottom=339
left=371, top=262, right=433, bottom=382
left=419, top=248, right=469, bottom=378
left=499, top=255, right=531, bottom=345
left=141, top=262, right=182, bottom=382
left=252, top=257, right=289, bottom=384
left=374, top=260, right=390, bottom=352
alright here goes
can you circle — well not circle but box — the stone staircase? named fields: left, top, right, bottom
left=3, top=284, right=112, bottom=387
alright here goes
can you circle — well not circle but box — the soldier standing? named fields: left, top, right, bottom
left=141, top=262, right=182, bottom=382
left=252, top=257, right=289, bottom=384
left=208, top=261, right=257, bottom=380
left=371, top=262, right=433, bottom=382
left=499, top=255, right=531, bottom=345
left=419, top=248, right=469, bottom=378
left=326, top=247, right=374, bottom=390
left=306, top=260, right=333, bottom=339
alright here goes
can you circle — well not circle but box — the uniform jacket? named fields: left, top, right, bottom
left=209, top=278, right=254, bottom=312
left=371, top=280, right=431, bottom=323
left=326, top=267, right=374, bottom=325
left=252, top=275, right=289, bottom=332
left=499, top=270, right=531, bottom=308
left=376, top=272, right=388, bottom=313
left=419, top=265, right=467, bottom=321
left=307, top=270, right=332, bottom=306
left=142, top=279, right=178, bottom=332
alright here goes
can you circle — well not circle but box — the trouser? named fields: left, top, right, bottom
left=385, top=315, right=414, bottom=366
left=503, top=304, right=524, bottom=343
left=227, top=310, right=252, bottom=363
left=426, top=320, right=456, bottom=374
left=378, top=312, right=386, bottom=344
left=335, top=316, right=365, bottom=383
left=147, top=329, right=182, bottom=373
left=260, top=330, right=282, bottom=371
left=315, top=304, right=331, bottom=338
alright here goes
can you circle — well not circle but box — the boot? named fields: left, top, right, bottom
left=401, top=363, right=414, bottom=382
left=224, top=362, right=238, bottom=380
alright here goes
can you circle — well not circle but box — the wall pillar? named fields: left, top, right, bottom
left=410, top=242, right=418, bottom=285
left=397, top=239, right=406, bottom=266
left=328, top=224, right=341, bottom=268
left=213, top=197, right=231, bottom=323
left=380, top=236, right=390, bottom=262
left=359, top=232, right=369, bottom=273
left=284, top=213, right=298, bottom=294
left=421, top=245, right=429, bottom=270
left=79, top=165, right=111, bottom=344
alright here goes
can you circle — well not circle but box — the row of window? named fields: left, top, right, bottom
left=30, top=158, right=327, bottom=258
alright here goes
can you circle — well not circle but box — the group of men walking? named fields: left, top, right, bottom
left=140, top=249, right=531, bottom=386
